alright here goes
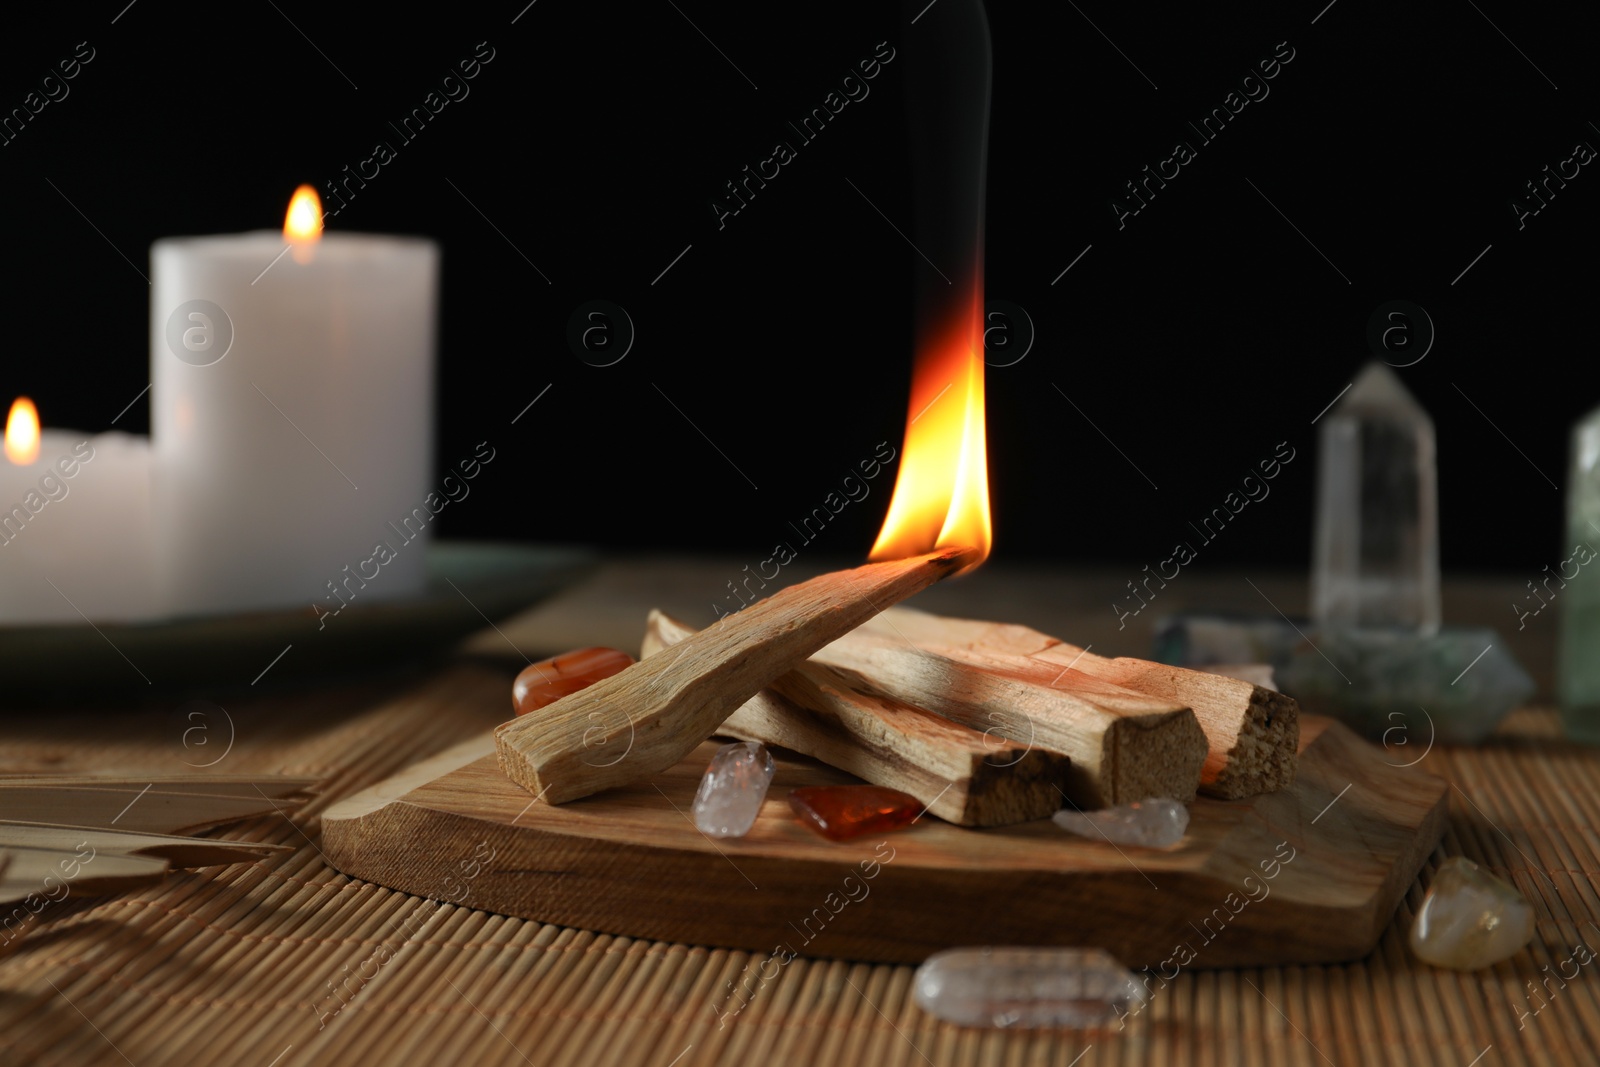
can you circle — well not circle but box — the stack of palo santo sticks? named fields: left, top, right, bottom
left=495, top=549, right=1302, bottom=825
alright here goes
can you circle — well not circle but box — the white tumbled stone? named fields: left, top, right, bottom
left=914, top=947, right=1147, bottom=1028
left=1053, top=797, right=1189, bottom=848
left=1410, top=856, right=1534, bottom=970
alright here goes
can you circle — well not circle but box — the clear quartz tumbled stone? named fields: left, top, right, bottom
left=1311, top=362, right=1441, bottom=634
left=1053, top=798, right=1189, bottom=848
left=691, top=741, right=775, bottom=838
left=1409, top=856, right=1535, bottom=970
left=913, top=947, right=1147, bottom=1028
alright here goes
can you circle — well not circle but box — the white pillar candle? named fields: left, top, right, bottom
left=0, top=400, right=157, bottom=623
left=151, top=193, right=437, bottom=616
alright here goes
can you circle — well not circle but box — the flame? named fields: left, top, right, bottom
left=284, top=185, right=323, bottom=262
left=870, top=287, right=992, bottom=572
left=5, top=397, right=41, bottom=465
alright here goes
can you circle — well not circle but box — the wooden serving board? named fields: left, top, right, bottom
left=323, top=716, right=1447, bottom=968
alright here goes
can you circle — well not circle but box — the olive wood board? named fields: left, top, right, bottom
left=322, top=715, right=1447, bottom=967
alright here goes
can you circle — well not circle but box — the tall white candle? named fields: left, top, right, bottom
left=151, top=193, right=437, bottom=616
left=0, top=399, right=156, bottom=623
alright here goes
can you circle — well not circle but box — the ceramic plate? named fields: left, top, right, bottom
left=0, top=542, right=594, bottom=699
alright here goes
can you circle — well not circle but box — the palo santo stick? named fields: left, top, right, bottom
left=1197, top=664, right=1278, bottom=689
left=854, top=609, right=1299, bottom=799
left=495, top=549, right=977, bottom=804
left=642, top=610, right=1070, bottom=826
left=813, top=630, right=1207, bottom=807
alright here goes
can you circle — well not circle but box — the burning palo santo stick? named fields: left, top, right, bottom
left=642, top=610, right=1071, bottom=826
left=847, top=609, right=1299, bottom=800
left=494, top=548, right=978, bottom=805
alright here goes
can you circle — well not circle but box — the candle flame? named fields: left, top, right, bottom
left=5, top=397, right=41, bottom=465
left=284, top=185, right=323, bottom=262
left=870, top=286, right=992, bottom=574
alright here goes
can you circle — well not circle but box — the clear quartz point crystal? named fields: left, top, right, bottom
left=913, top=947, right=1147, bottom=1028
left=1312, top=362, right=1441, bottom=634
left=1052, top=798, right=1188, bottom=848
left=1409, top=856, right=1534, bottom=970
left=692, top=741, right=775, bottom=838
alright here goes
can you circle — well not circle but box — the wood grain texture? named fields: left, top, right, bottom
left=852, top=608, right=1300, bottom=799
left=494, top=550, right=976, bottom=805
left=0, top=567, right=1576, bottom=1067
left=810, top=627, right=1208, bottom=806
left=642, top=610, right=1070, bottom=826
left=325, top=715, right=1447, bottom=968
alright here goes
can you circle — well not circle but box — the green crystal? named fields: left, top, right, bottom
left=1279, top=627, right=1532, bottom=744
left=1559, top=404, right=1600, bottom=742
left=1155, top=614, right=1533, bottom=744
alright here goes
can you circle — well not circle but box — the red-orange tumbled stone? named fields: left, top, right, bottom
left=788, top=785, right=924, bottom=841
left=512, top=647, right=634, bottom=715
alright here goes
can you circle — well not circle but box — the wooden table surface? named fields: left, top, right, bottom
left=1, top=556, right=1590, bottom=1067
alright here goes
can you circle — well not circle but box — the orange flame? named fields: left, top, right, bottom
left=5, top=397, right=41, bottom=465
left=284, top=185, right=323, bottom=262
left=869, top=286, right=992, bottom=573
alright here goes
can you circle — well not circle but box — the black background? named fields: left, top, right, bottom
left=1, top=1, right=1592, bottom=575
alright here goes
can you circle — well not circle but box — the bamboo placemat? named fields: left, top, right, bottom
left=2, top=663, right=1596, bottom=1066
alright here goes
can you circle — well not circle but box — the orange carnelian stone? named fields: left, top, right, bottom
left=512, top=647, right=634, bottom=715
left=788, top=785, right=924, bottom=841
